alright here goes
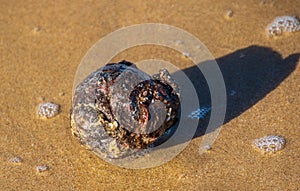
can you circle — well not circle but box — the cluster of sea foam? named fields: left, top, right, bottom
left=253, top=135, right=286, bottom=154
left=267, top=16, right=300, bottom=37
left=38, top=102, right=60, bottom=118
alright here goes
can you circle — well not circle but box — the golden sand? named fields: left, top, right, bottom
left=0, top=1, right=299, bottom=190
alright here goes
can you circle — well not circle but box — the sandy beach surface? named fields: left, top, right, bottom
left=0, top=0, right=299, bottom=190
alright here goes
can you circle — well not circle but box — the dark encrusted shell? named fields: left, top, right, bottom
left=71, top=60, right=180, bottom=159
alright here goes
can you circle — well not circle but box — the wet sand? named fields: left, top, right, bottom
left=0, top=0, right=299, bottom=190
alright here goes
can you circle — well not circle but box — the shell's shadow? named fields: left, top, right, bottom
left=172, top=45, right=299, bottom=140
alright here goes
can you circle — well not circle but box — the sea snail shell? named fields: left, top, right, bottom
left=71, top=60, right=180, bottom=159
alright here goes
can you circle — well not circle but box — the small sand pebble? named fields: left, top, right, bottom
left=37, top=165, right=49, bottom=173
left=224, top=10, right=234, bottom=19
left=253, top=135, right=286, bottom=154
left=58, top=92, right=65, bottom=96
left=182, top=52, right=191, bottom=58
left=32, top=26, right=42, bottom=33
left=267, top=16, right=300, bottom=37
left=38, top=102, right=60, bottom=118
left=8, top=157, right=22, bottom=163
left=175, top=40, right=184, bottom=45
left=196, top=45, right=202, bottom=49
left=203, top=145, right=212, bottom=151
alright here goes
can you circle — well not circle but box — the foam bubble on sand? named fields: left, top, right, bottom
left=8, top=157, right=22, bottom=163
left=188, top=106, right=211, bottom=119
left=37, top=165, right=49, bottom=173
left=38, top=102, right=60, bottom=118
left=253, top=135, right=286, bottom=154
left=267, top=16, right=300, bottom=37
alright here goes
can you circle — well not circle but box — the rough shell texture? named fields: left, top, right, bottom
left=71, top=60, right=180, bottom=159
left=267, top=16, right=300, bottom=37
left=253, top=135, right=286, bottom=154
left=38, top=102, right=60, bottom=118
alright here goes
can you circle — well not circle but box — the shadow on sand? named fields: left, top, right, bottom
left=172, top=45, right=299, bottom=140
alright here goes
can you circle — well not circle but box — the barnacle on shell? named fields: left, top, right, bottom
left=267, top=16, right=300, bottom=37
